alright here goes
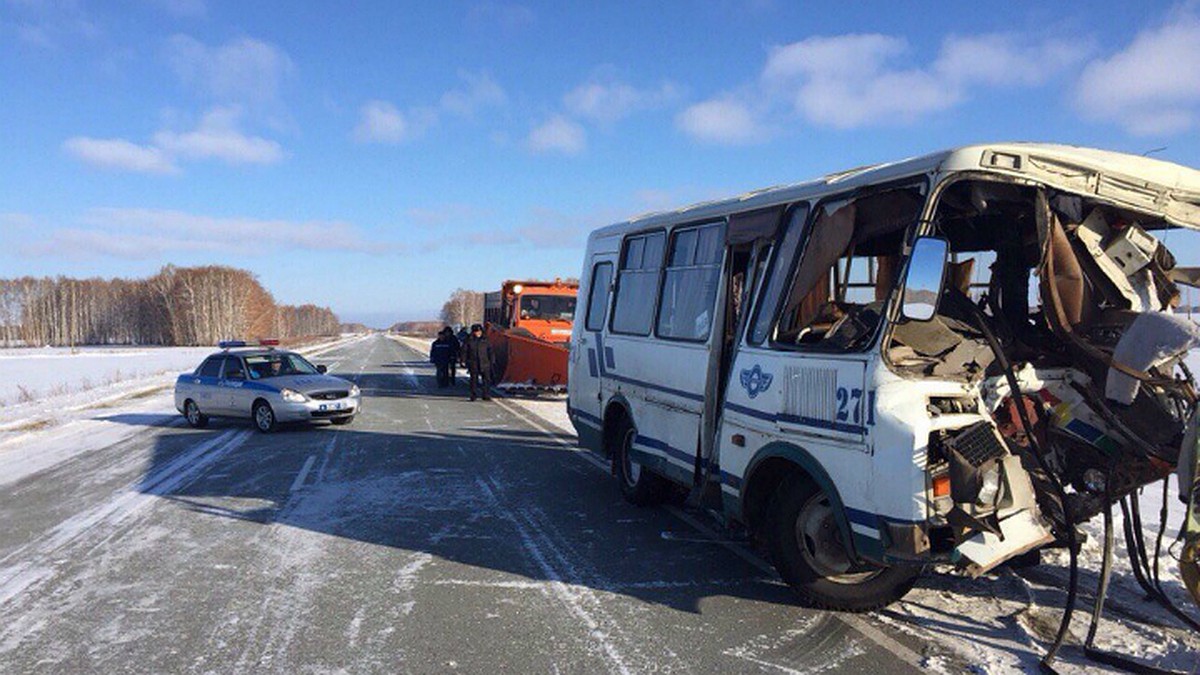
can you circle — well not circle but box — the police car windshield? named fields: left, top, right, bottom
left=519, top=295, right=576, bottom=321
left=244, top=353, right=320, bottom=379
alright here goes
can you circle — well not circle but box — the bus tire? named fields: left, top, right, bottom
left=614, top=418, right=667, bottom=506
left=766, top=475, right=919, bottom=612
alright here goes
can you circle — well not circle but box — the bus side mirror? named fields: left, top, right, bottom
left=317, top=365, right=327, bottom=374
left=902, top=237, right=949, bottom=322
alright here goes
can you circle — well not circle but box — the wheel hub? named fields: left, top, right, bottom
left=621, top=428, right=641, bottom=485
left=794, top=494, right=880, bottom=584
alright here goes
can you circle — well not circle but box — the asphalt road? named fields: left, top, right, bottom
left=0, top=334, right=943, bottom=673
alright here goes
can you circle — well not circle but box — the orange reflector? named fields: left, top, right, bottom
left=933, top=474, right=951, bottom=498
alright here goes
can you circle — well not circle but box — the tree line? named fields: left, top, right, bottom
left=439, top=288, right=484, bottom=327
left=0, top=265, right=339, bottom=347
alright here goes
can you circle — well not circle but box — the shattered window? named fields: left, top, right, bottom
left=748, top=204, right=809, bottom=345
left=770, top=185, right=926, bottom=351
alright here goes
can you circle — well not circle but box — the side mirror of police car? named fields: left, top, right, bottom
left=317, top=365, right=328, bottom=374
left=901, top=236, right=949, bottom=322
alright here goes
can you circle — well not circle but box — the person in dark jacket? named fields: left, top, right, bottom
left=430, top=327, right=460, bottom=388
left=456, top=327, right=470, bottom=368
left=463, top=323, right=493, bottom=401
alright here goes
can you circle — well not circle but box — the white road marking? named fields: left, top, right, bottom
left=491, top=397, right=927, bottom=672
left=313, top=432, right=337, bottom=484
left=290, top=455, right=316, bottom=493
left=476, top=476, right=634, bottom=675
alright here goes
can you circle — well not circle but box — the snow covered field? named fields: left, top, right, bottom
left=0, top=345, right=213, bottom=408
left=0, top=336, right=366, bottom=434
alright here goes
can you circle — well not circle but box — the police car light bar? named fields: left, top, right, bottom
left=218, top=338, right=279, bottom=349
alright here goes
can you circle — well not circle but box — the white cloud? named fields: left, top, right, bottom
left=1075, top=11, right=1200, bottom=135
left=153, top=106, right=284, bottom=164
left=440, top=70, right=507, bottom=117
left=62, top=137, right=180, bottom=174
left=761, top=34, right=960, bottom=128
left=4, top=0, right=100, bottom=49
left=166, top=34, right=294, bottom=104
left=676, top=99, right=763, bottom=144
left=23, top=207, right=377, bottom=258
left=525, top=115, right=586, bottom=155
left=935, top=33, right=1088, bottom=87
left=355, top=72, right=505, bottom=145
left=680, top=30, right=1085, bottom=141
left=563, top=78, right=680, bottom=124
left=353, top=100, right=436, bottom=144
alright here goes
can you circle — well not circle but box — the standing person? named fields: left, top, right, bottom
left=445, top=327, right=460, bottom=385
left=463, top=323, right=493, bottom=401
left=456, top=327, right=469, bottom=369
left=430, top=327, right=457, bottom=388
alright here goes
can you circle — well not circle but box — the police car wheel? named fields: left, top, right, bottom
left=184, top=400, right=208, bottom=428
left=253, top=401, right=276, bottom=433
left=766, top=475, right=920, bottom=612
left=614, top=419, right=666, bottom=506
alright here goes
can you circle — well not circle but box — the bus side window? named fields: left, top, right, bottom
left=611, top=231, right=666, bottom=335
left=585, top=262, right=613, bottom=331
left=770, top=185, right=926, bottom=351
left=656, top=221, right=725, bottom=341
left=748, top=204, right=809, bottom=345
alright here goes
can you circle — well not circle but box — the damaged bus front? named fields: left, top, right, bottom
left=884, top=149, right=1200, bottom=610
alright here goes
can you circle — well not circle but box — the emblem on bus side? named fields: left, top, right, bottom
left=739, top=365, right=773, bottom=399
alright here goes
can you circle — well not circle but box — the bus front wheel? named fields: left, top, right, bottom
left=766, top=476, right=919, bottom=612
left=614, top=419, right=667, bottom=506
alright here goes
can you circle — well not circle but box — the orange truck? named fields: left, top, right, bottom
left=483, top=279, right=578, bottom=393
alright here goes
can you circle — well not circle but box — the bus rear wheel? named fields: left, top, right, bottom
left=766, top=476, right=919, bottom=612
left=614, top=418, right=667, bottom=506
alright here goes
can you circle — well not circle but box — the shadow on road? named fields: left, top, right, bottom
left=107, top=356, right=799, bottom=617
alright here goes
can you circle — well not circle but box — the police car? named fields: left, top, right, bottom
left=174, top=340, right=360, bottom=432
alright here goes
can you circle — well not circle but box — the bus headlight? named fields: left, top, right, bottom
left=281, top=388, right=307, bottom=403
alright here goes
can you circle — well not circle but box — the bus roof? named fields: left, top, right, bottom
left=592, top=143, right=1200, bottom=239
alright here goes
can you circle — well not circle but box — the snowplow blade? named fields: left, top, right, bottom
left=497, top=331, right=569, bottom=393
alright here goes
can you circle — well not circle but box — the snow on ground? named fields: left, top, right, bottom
left=0, top=345, right=213, bottom=410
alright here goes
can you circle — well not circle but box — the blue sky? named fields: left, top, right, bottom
left=3, top=1, right=1200, bottom=326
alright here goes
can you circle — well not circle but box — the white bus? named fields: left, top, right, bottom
left=567, top=143, right=1200, bottom=611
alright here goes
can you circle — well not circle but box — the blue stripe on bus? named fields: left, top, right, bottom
left=724, top=402, right=867, bottom=435
left=634, top=434, right=695, bottom=467
left=567, top=405, right=603, bottom=427
left=586, top=348, right=599, bottom=377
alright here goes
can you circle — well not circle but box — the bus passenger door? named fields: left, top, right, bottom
left=569, top=256, right=615, bottom=443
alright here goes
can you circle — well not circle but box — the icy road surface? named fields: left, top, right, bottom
left=0, top=333, right=1195, bottom=673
